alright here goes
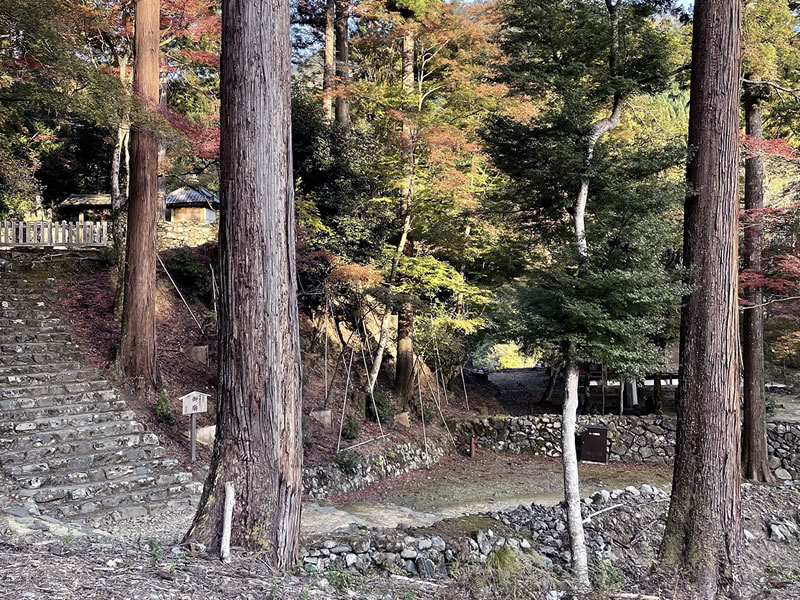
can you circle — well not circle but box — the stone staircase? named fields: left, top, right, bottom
left=0, top=274, right=201, bottom=523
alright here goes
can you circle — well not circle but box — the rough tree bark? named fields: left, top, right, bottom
left=185, top=0, right=303, bottom=569
left=394, top=297, right=414, bottom=406
left=659, top=0, right=743, bottom=593
left=652, top=372, right=663, bottom=415
left=741, top=87, right=773, bottom=483
left=322, top=0, right=335, bottom=122
left=334, top=0, right=350, bottom=128
left=111, top=120, right=129, bottom=319
left=120, top=0, right=160, bottom=390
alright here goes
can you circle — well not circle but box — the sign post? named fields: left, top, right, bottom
left=181, top=391, right=209, bottom=462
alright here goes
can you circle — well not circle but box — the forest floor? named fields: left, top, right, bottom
left=1, top=480, right=799, bottom=599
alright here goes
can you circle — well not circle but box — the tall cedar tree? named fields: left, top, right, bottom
left=739, top=0, right=799, bottom=482
left=185, top=0, right=303, bottom=568
left=120, top=0, right=160, bottom=391
left=741, top=85, right=772, bottom=482
left=659, top=0, right=743, bottom=593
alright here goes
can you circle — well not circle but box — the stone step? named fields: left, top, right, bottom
left=0, top=432, right=161, bottom=465
left=0, top=409, right=136, bottom=435
left=0, top=332, right=71, bottom=344
left=0, top=322, right=68, bottom=333
left=0, top=299, right=50, bottom=310
left=0, top=389, right=117, bottom=412
left=15, top=458, right=181, bottom=490
left=0, top=341, right=78, bottom=355
left=0, top=420, right=145, bottom=452
left=0, top=378, right=109, bottom=400
left=18, top=470, right=194, bottom=504
left=2, top=398, right=127, bottom=423
left=48, top=480, right=202, bottom=521
left=0, top=368, right=97, bottom=386
left=0, top=309, right=54, bottom=320
left=4, top=444, right=167, bottom=476
left=0, top=350, right=84, bottom=367
left=0, top=360, right=84, bottom=376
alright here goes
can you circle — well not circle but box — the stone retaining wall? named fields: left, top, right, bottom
left=302, top=436, right=449, bottom=499
left=454, top=414, right=800, bottom=480
left=157, top=221, right=218, bottom=250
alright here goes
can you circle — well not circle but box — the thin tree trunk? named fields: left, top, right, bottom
left=157, top=67, right=168, bottom=219
left=394, top=298, right=414, bottom=407
left=653, top=372, right=663, bottom=415
left=367, top=23, right=415, bottom=392
left=742, top=88, right=773, bottom=483
left=120, top=0, right=160, bottom=390
left=563, top=360, right=589, bottom=586
left=542, top=364, right=560, bottom=406
left=185, top=0, right=302, bottom=569
left=660, top=0, right=743, bottom=592
left=111, top=54, right=131, bottom=320
left=322, top=0, right=335, bottom=122
left=557, top=3, right=622, bottom=588
left=111, top=122, right=129, bottom=319
left=334, top=0, right=349, bottom=128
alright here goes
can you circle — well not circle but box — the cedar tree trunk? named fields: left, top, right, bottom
left=120, top=0, right=160, bottom=390
left=741, top=87, right=772, bottom=483
left=334, top=0, right=349, bottom=128
left=394, top=298, right=414, bottom=406
left=660, top=0, right=743, bottom=593
left=185, top=0, right=303, bottom=569
left=322, top=0, right=335, bottom=122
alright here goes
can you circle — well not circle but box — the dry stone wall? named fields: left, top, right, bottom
left=302, top=436, right=449, bottom=499
left=455, top=414, right=800, bottom=480
left=157, top=221, right=218, bottom=251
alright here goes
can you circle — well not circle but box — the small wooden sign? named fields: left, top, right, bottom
left=181, top=392, right=209, bottom=463
left=181, top=391, right=208, bottom=416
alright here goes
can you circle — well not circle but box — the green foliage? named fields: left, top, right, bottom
left=164, top=248, right=212, bottom=303
left=325, top=568, right=364, bottom=591
left=341, top=415, right=361, bottom=440
left=473, top=338, right=540, bottom=371
left=63, top=529, right=76, bottom=547
left=486, top=546, right=521, bottom=575
left=334, top=450, right=361, bottom=475
left=155, top=391, right=173, bottom=425
left=147, top=539, right=164, bottom=564
left=366, top=392, right=395, bottom=424
left=590, top=559, right=624, bottom=590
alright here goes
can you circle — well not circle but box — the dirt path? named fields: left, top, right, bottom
left=301, top=451, right=673, bottom=535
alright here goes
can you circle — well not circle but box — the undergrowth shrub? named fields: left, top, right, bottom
left=334, top=449, right=361, bottom=475
left=366, top=392, right=394, bottom=424
left=342, top=415, right=360, bottom=440
left=155, top=390, right=173, bottom=424
left=164, top=248, right=211, bottom=303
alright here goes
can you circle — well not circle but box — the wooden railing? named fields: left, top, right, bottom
left=0, top=221, right=111, bottom=248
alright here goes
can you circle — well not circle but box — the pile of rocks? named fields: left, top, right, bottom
left=303, top=438, right=448, bottom=499
left=766, top=422, right=800, bottom=480
left=301, top=484, right=670, bottom=579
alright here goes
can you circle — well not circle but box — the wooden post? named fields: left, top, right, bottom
left=220, top=482, right=235, bottom=563
left=191, top=413, right=197, bottom=462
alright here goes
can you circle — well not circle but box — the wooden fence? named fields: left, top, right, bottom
left=0, top=221, right=111, bottom=248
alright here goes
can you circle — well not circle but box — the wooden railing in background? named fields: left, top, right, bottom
left=0, top=221, right=111, bottom=248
